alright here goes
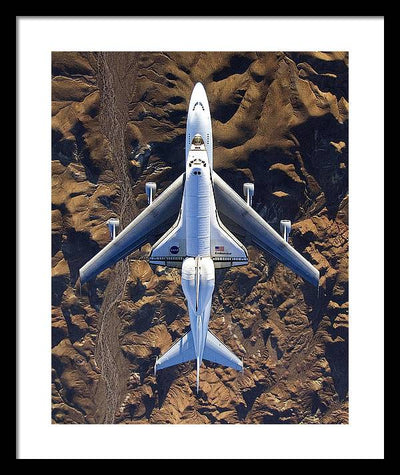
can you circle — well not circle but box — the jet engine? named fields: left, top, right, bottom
left=106, top=217, right=120, bottom=240
left=280, top=220, right=292, bottom=243
left=145, top=182, right=157, bottom=205
left=243, top=183, right=254, bottom=206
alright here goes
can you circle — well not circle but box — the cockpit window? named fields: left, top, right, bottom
left=188, top=159, right=207, bottom=168
left=192, top=134, right=204, bottom=146
left=192, top=101, right=205, bottom=111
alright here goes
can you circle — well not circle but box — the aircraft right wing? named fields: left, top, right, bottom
left=79, top=173, right=185, bottom=284
left=203, top=330, right=243, bottom=371
left=212, top=171, right=320, bottom=287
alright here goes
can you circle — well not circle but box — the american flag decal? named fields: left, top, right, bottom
left=215, top=246, right=224, bottom=251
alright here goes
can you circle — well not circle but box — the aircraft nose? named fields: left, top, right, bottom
left=193, top=82, right=206, bottom=94
left=191, top=82, right=207, bottom=104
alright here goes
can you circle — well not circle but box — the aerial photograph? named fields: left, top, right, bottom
left=51, top=51, right=349, bottom=425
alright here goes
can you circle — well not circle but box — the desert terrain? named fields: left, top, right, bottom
left=51, top=51, right=348, bottom=424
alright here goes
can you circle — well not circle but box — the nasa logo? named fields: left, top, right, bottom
left=170, top=246, right=179, bottom=254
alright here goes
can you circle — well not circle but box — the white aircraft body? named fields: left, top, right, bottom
left=79, top=82, right=320, bottom=393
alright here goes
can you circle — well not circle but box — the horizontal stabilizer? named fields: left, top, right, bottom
left=203, top=330, right=243, bottom=371
left=155, top=331, right=196, bottom=372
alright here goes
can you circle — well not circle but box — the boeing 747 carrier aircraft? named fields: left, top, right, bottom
left=79, top=82, right=320, bottom=392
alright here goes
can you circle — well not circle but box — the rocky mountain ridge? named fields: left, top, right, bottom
left=52, top=51, right=348, bottom=424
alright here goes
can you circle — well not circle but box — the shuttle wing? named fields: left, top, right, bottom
left=148, top=209, right=186, bottom=268
left=210, top=210, right=248, bottom=268
left=79, top=173, right=185, bottom=284
left=212, top=172, right=320, bottom=287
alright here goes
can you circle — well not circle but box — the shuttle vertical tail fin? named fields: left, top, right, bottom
left=196, top=356, right=200, bottom=393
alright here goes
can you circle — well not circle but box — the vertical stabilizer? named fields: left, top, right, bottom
left=196, top=356, right=200, bottom=393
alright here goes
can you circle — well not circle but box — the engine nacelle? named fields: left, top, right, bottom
left=280, top=220, right=292, bottom=243
left=145, top=182, right=157, bottom=205
left=106, top=217, right=120, bottom=240
left=243, top=183, right=254, bottom=206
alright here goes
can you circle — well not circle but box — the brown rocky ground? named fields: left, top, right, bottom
left=51, top=51, right=348, bottom=424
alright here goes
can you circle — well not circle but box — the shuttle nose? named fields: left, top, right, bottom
left=191, top=82, right=207, bottom=103
left=193, top=82, right=205, bottom=93
left=186, top=81, right=213, bottom=168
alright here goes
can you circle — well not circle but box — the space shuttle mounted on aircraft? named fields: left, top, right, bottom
left=79, top=82, right=320, bottom=393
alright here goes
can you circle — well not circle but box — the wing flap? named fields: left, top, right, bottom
left=79, top=173, right=185, bottom=284
left=212, top=171, right=320, bottom=287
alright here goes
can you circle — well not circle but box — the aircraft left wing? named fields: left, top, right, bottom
left=155, top=331, right=196, bottom=372
left=212, top=171, right=320, bottom=287
left=79, top=173, right=185, bottom=284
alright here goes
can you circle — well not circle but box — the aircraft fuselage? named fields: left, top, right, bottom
left=182, top=83, right=216, bottom=389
